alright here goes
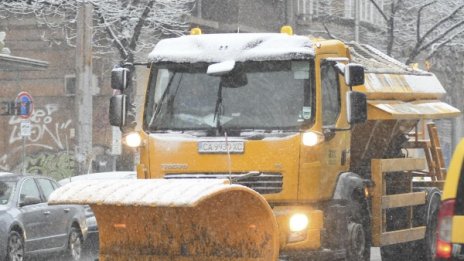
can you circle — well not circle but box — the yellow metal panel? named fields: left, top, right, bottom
left=363, top=73, right=445, bottom=100
left=148, top=133, right=302, bottom=202
left=371, top=159, right=383, bottom=247
left=298, top=162, right=321, bottom=201
left=380, top=227, right=426, bottom=246
left=381, top=192, right=426, bottom=209
left=368, top=100, right=460, bottom=120
left=452, top=216, right=464, bottom=243
left=443, top=139, right=464, bottom=200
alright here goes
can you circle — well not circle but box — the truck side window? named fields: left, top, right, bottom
left=321, top=62, right=341, bottom=126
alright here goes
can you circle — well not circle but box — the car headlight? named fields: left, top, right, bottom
left=289, top=213, right=309, bottom=232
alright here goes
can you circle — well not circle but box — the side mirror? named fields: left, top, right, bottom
left=344, top=63, right=364, bottom=86
left=109, top=94, right=127, bottom=127
left=346, top=91, right=367, bottom=124
left=20, top=196, right=42, bottom=207
left=111, top=68, right=130, bottom=91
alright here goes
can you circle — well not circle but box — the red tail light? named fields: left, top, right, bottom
left=436, top=199, right=456, bottom=259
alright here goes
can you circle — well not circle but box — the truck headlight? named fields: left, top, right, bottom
left=125, top=132, right=142, bottom=148
left=289, top=213, right=309, bottom=232
left=302, top=131, right=324, bottom=146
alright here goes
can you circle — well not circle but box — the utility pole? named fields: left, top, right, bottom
left=75, top=2, right=93, bottom=175
left=354, top=0, right=360, bottom=42
left=286, top=0, right=295, bottom=28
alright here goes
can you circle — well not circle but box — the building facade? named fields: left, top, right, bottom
left=0, top=17, right=117, bottom=179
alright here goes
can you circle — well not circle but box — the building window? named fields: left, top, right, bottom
left=65, top=74, right=76, bottom=96
left=297, top=0, right=318, bottom=17
left=344, top=0, right=384, bottom=25
left=345, top=0, right=354, bottom=18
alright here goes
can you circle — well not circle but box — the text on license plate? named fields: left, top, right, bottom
left=198, top=141, right=244, bottom=153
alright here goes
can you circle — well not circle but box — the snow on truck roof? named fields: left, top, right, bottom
left=148, top=33, right=459, bottom=118
left=149, top=33, right=314, bottom=63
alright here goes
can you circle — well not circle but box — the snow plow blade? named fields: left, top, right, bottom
left=49, top=179, right=279, bottom=260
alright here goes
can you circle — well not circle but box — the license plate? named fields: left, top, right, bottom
left=198, top=141, right=244, bottom=153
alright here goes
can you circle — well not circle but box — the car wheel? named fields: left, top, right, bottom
left=6, top=231, right=24, bottom=261
left=66, top=226, right=82, bottom=261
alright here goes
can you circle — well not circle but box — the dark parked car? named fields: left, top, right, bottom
left=0, top=172, right=88, bottom=261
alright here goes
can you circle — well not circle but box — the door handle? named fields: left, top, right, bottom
left=64, top=208, right=70, bottom=213
left=43, top=211, right=51, bottom=215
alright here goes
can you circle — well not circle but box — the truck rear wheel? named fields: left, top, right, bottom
left=380, top=187, right=440, bottom=261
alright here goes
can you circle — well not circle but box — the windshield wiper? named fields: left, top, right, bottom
left=213, top=81, right=224, bottom=134
left=150, top=73, right=185, bottom=130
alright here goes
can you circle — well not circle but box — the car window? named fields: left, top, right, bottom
left=37, top=178, right=56, bottom=201
left=0, top=181, right=15, bottom=205
left=20, top=178, right=42, bottom=203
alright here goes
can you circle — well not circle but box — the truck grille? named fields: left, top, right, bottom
left=164, top=173, right=283, bottom=194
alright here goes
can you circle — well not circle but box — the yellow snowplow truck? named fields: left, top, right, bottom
left=50, top=27, right=460, bottom=260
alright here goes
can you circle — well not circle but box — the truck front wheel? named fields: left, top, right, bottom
left=347, top=200, right=371, bottom=261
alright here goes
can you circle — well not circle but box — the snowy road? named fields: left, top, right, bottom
left=371, top=247, right=381, bottom=261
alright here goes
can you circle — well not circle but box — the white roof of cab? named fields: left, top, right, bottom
left=149, top=33, right=314, bottom=63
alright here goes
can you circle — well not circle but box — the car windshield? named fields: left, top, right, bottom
left=144, top=60, right=313, bottom=134
left=0, top=180, right=15, bottom=205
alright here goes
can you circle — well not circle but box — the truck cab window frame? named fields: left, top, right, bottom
left=320, top=61, right=341, bottom=127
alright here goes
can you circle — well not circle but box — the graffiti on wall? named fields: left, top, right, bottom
left=8, top=104, right=72, bottom=150
left=0, top=104, right=74, bottom=177
left=0, top=155, right=8, bottom=171
left=12, top=151, right=75, bottom=181
left=2, top=103, right=114, bottom=176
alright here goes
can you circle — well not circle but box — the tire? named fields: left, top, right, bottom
left=66, top=226, right=83, bottom=261
left=412, top=187, right=441, bottom=261
left=6, top=231, right=24, bottom=261
left=347, top=199, right=371, bottom=261
left=380, top=187, right=441, bottom=261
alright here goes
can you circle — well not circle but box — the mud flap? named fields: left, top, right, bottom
left=49, top=179, right=279, bottom=260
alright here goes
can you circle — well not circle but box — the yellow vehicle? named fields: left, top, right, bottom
left=436, top=139, right=464, bottom=260
left=50, top=27, right=460, bottom=260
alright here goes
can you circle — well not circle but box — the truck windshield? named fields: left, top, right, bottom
left=144, top=60, right=313, bottom=133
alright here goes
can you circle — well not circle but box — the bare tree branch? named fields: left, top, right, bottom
left=128, top=0, right=154, bottom=58
left=368, top=0, right=388, bottom=22
left=416, top=1, right=436, bottom=42
left=418, top=4, right=464, bottom=47
left=426, top=29, right=464, bottom=60
left=407, top=19, right=464, bottom=64
left=94, top=7, right=128, bottom=60
left=322, top=22, right=339, bottom=40
left=0, top=0, right=195, bottom=62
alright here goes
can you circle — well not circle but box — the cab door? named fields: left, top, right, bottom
left=317, top=59, right=351, bottom=200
